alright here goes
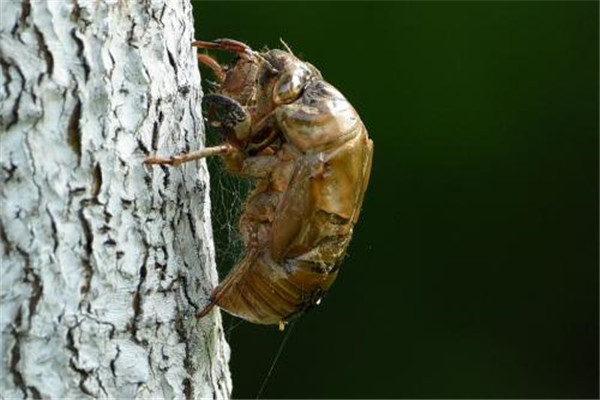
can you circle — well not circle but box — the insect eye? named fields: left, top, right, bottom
left=273, top=67, right=310, bottom=105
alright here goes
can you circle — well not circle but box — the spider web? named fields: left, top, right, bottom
left=205, top=154, right=253, bottom=337
left=201, top=74, right=256, bottom=335
left=205, top=141, right=250, bottom=284
left=199, top=70, right=250, bottom=280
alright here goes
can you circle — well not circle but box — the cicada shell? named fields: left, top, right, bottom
left=146, top=39, right=373, bottom=326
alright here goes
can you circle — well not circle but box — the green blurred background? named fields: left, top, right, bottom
left=194, top=2, right=598, bottom=398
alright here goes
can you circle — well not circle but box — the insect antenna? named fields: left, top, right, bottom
left=279, top=38, right=295, bottom=56
left=253, top=51, right=279, bottom=74
left=255, top=320, right=297, bottom=399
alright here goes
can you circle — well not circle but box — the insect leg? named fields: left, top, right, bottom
left=245, top=125, right=278, bottom=154
left=196, top=298, right=218, bottom=319
left=144, top=144, right=233, bottom=167
left=203, top=94, right=251, bottom=142
left=197, top=54, right=226, bottom=82
left=192, top=39, right=252, bottom=54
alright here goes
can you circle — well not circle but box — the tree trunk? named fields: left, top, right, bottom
left=0, top=1, right=231, bottom=398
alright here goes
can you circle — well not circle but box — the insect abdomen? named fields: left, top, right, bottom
left=214, top=251, right=339, bottom=324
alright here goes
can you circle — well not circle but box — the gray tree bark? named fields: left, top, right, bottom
left=0, top=1, right=231, bottom=398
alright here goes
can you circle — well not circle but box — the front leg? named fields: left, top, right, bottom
left=145, top=143, right=259, bottom=183
left=144, top=144, right=234, bottom=167
left=203, top=94, right=251, bottom=144
left=197, top=53, right=226, bottom=82
left=192, top=39, right=252, bottom=55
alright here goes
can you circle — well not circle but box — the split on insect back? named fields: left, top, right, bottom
left=145, top=38, right=373, bottom=329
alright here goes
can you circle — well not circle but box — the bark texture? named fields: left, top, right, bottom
left=0, top=1, right=231, bottom=398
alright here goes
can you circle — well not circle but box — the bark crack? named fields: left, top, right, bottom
left=82, top=313, right=116, bottom=340
left=96, top=375, right=109, bottom=396
left=70, top=28, right=90, bottom=81
left=90, top=164, right=102, bottom=198
left=46, top=206, right=59, bottom=253
left=130, top=263, right=147, bottom=345
left=2, top=161, right=18, bottom=183
left=66, top=324, right=94, bottom=397
left=0, top=219, right=11, bottom=257
left=127, top=21, right=138, bottom=48
left=16, top=247, right=42, bottom=328
left=29, top=385, right=42, bottom=399
left=22, top=124, right=44, bottom=202
left=33, top=25, right=54, bottom=77
left=0, top=58, right=12, bottom=102
left=150, top=102, right=163, bottom=151
left=11, top=0, right=31, bottom=36
left=77, top=206, right=94, bottom=297
left=179, top=269, right=200, bottom=310
left=67, top=95, right=82, bottom=161
left=9, top=311, right=42, bottom=399
left=167, top=49, right=178, bottom=75
left=110, top=345, right=121, bottom=378
left=107, top=50, right=116, bottom=80
left=9, top=316, right=27, bottom=398
left=4, top=63, right=25, bottom=131
left=186, top=212, right=198, bottom=245
left=175, top=312, right=194, bottom=400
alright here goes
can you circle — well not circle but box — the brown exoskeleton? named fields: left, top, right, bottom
left=145, top=39, right=373, bottom=327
